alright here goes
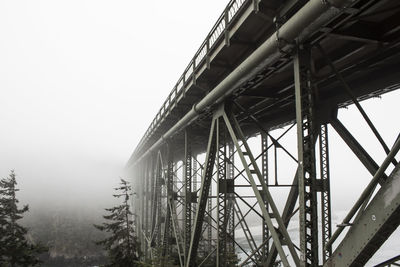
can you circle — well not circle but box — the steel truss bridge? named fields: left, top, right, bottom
left=125, top=0, right=400, bottom=266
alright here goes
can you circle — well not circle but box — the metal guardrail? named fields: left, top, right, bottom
left=135, top=0, right=249, bottom=153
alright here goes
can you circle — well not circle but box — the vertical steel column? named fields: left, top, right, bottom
left=184, top=130, right=192, bottom=263
left=227, top=143, right=235, bottom=256
left=149, top=154, right=155, bottom=245
left=150, top=153, right=161, bottom=248
left=162, top=144, right=174, bottom=259
left=261, top=133, right=269, bottom=264
left=144, top=158, right=151, bottom=259
left=319, top=124, right=332, bottom=262
left=192, top=157, right=197, bottom=220
left=156, top=153, right=163, bottom=246
left=168, top=150, right=174, bottom=257
left=140, top=162, right=146, bottom=257
left=134, top=165, right=140, bottom=250
left=161, top=157, right=167, bottom=258
left=217, top=118, right=227, bottom=266
left=169, top=180, right=185, bottom=267
left=294, top=46, right=319, bottom=266
left=132, top=165, right=138, bottom=237
left=172, top=161, right=180, bottom=248
left=192, top=157, right=200, bottom=256
left=173, top=161, right=177, bottom=198
left=207, top=174, right=212, bottom=254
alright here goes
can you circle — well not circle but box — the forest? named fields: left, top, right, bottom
left=1, top=172, right=141, bottom=266
left=23, top=206, right=108, bottom=266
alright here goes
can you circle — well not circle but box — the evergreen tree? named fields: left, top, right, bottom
left=94, top=178, right=140, bottom=266
left=0, top=170, right=47, bottom=266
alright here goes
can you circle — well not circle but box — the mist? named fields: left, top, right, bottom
left=0, top=2, right=229, bottom=264
left=0, top=0, right=229, bottom=211
left=0, top=0, right=399, bottom=265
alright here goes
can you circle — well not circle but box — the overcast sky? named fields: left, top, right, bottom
left=0, top=0, right=399, bottom=264
left=0, top=0, right=228, bottom=207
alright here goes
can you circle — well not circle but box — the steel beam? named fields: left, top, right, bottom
left=319, top=124, right=332, bottom=263
left=217, top=118, right=228, bottom=267
left=186, top=118, right=218, bottom=267
left=265, top=169, right=299, bottom=266
left=126, top=2, right=400, bottom=266
left=223, top=110, right=300, bottom=266
left=162, top=144, right=174, bottom=262
left=316, top=44, right=396, bottom=164
left=227, top=143, right=235, bottom=257
left=168, top=195, right=184, bottom=267
left=127, top=0, right=353, bottom=168
left=374, top=255, right=400, bottom=267
left=325, top=163, right=400, bottom=266
left=233, top=200, right=259, bottom=259
left=140, top=163, right=146, bottom=256
left=206, top=171, right=213, bottom=257
left=150, top=153, right=161, bottom=248
left=156, top=152, right=163, bottom=246
left=325, top=136, right=400, bottom=252
left=261, top=133, right=269, bottom=265
left=331, top=117, right=388, bottom=182
left=184, top=130, right=192, bottom=263
left=192, top=156, right=198, bottom=226
left=294, top=46, right=319, bottom=266
left=144, top=157, right=151, bottom=258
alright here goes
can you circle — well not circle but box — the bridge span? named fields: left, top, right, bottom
left=125, top=0, right=400, bottom=266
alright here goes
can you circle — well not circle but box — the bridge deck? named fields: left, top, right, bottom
left=127, top=0, right=400, bottom=265
left=130, top=0, right=400, bottom=163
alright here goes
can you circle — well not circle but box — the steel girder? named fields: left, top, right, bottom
left=184, top=130, right=192, bottom=264
left=226, top=110, right=300, bottom=267
left=128, top=1, right=400, bottom=262
left=325, top=159, right=400, bottom=266
left=144, top=157, right=152, bottom=259
left=129, top=61, right=400, bottom=267
left=170, top=105, right=302, bottom=266
left=132, top=100, right=399, bottom=266
left=216, top=118, right=228, bottom=267
left=261, top=133, right=270, bottom=264
left=294, top=46, right=319, bottom=266
left=186, top=117, right=218, bottom=267
left=331, top=117, right=388, bottom=182
left=319, top=124, right=332, bottom=263
left=227, top=143, right=235, bottom=257
left=161, top=145, right=173, bottom=261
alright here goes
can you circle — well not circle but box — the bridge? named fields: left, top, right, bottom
left=125, top=0, right=400, bottom=266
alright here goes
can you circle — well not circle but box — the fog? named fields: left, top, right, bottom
left=0, top=0, right=399, bottom=264
left=0, top=0, right=228, bottom=210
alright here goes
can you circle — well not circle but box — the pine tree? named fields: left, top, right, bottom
left=94, top=178, right=140, bottom=266
left=0, top=170, right=47, bottom=266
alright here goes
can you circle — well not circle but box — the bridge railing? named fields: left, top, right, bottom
left=136, top=0, right=249, bottom=153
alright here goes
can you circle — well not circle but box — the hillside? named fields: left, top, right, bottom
left=23, top=205, right=109, bottom=266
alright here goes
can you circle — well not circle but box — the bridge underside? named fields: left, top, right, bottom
left=126, top=0, right=400, bottom=266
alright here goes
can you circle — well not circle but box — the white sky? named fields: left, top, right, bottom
left=0, top=0, right=228, bottom=206
left=0, top=0, right=399, bottom=264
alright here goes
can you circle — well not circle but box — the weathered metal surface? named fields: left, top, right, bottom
left=128, top=0, right=400, bottom=265
left=325, top=163, right=400, bottom=266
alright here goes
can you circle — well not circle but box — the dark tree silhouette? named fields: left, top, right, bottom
left=0, top=170, right=47, bottom=266
left=94, top=178, right=140, bottom=266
